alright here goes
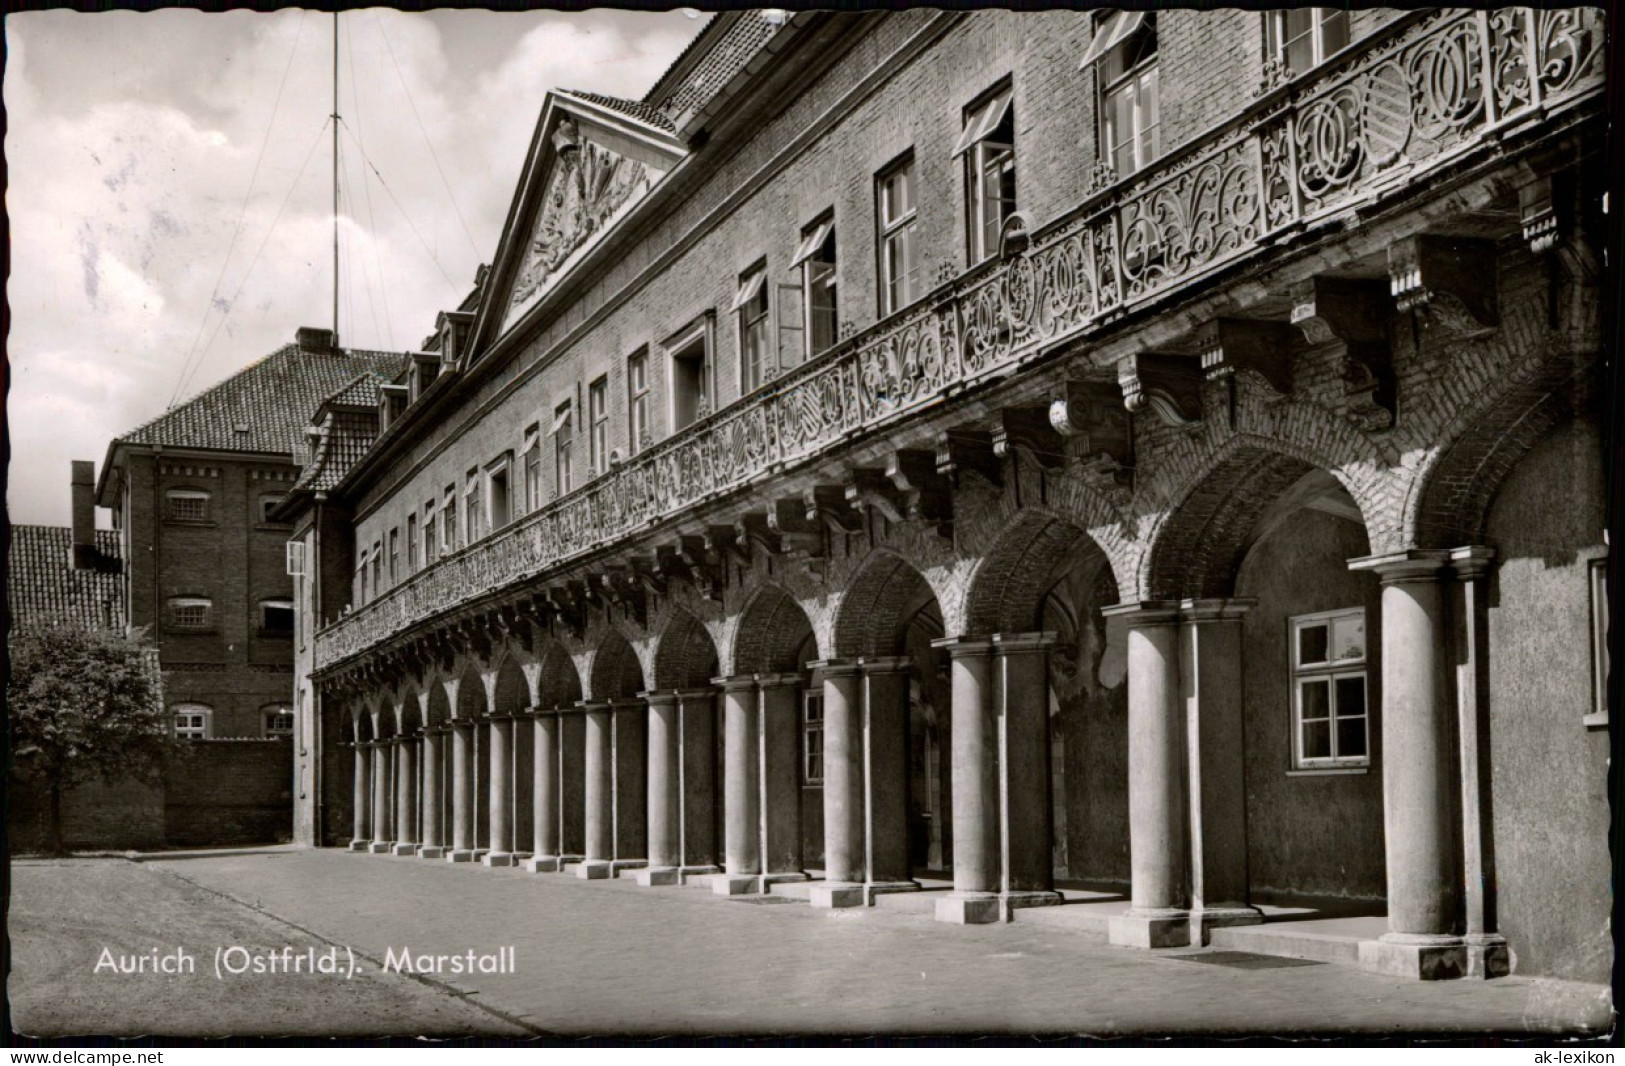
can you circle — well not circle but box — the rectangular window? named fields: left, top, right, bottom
left=1266, top=8, right=1350, bottom=75
left=388, top=529, right=399, bottom=581
left=166, top=489, right=210, bottom=523
left=260, top=599, right=295, bottom=634
left=553, top=401, right=574, bottom=496
left=588, top=376, right=609, bottom=474
left=263, top=708, right=295, bottom=738
left=424, top=501, right=438, bottom=563
left=627, top=350, right=650, bottom=454
left=487, top=455, right=512, bottom=530
left=668, top=322, right=712, bottom=431
left=1590, top=558, right=1609, bottom=727
left=793, top=218, right=837, bottom=360
left=174, top=709, right=209, bottom=740
left=441, top=487, right=457, bottom=553
left=878, top=157, right=919, bottom=316
left=1291, top=608, right=1369, bottom=769
left=523, top=423, right=542, bottom=510
left=407, top=514, right=418, bottom=570
left=1094, top=13, right=1160, bottom=178
left=370, top=542, right=383, bottom=593
left=803, top=689, right=825, bottom=786
left=357, top=562, right=367, bottom=606
left=958, top=84, right=1016, bottom=263
left=285, top=540, right=306, bottom=577
left=735, top=265, right=771, bottom=393
left=168, top=598, right=212, bottom=630
left=463, top=469, right=480, bottom=544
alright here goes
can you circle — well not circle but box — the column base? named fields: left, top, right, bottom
left=863, top=880, right=920, bottom=905
left=575, top=860, right=614, bottom=880
left=1108, top=908, right=1191, bottom=949
left=633, top=866, right=680, bottom=887
left=762, top=871, right=809, bottom=885
left=391, top=843, right=420, bottom=857
left=809, top=881, right=866, bottom=908
left=711, top=873, right=763, bottom=896
left=677, top=864, right=719, bottom=884
left=1465, top=934, right=1511, bottom=979
left=445, top=849, right=479, bottom=863
left=1189, top=904, right=1264, bottom=946
left=935, top=891, right=1000, bottom=924
left=417, top=846, right=446, bottom=859
left=482, top=852, right=517, bottom=868
left=1358, top=933, right=1467, bottom=981
left=368, top=842, right=394, bottom=854
left=347, top=840, right=371, bottom=852
left=609, top=860, right=648, bottom=876
left=523, top=855, right=564, bottom=873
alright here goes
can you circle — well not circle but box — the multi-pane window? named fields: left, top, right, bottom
left=388, top=529, right=399, bottom=581
left=357, top=561, right=368, bottom=605
left=669, top=324, right=712, bottom=431
left=803, top=689, right=825, bottom=786
left=165, top=489, right=210, bottom=523
left=1266, top=8, right=1350, bottom=75
left=878, top=157, right=919, bottom=316
left=735, top=265, right=771, bottom=393
left=263, top=704, right=295, bottom=738
left=1590, top=558, right=1609, bottom=726
left=523, top=424, right=542, bottom=509
left=487, top=457, right=512, bottom=530
left=370, top=542, right=383, bottom=594
left=554, top=401, right=574, bottom=496
left=168, top=596, right=212, bottom=630
left=1291, top=608, right=1369, bottom=769
left=1092, top=12, right=1160, bottom=178
left=407, top=514, right=418, bottom=570
left=588, top=376, right=609, bottom=474
left=627, top=350, right=650, bottom=454
left=793, top=218, right=837, bottom=359
left=957, top=84, right=1015, bottom=263
left=173, top=704, right=211, bottom=740
left=441, top=487, right=457, bottom=553
left=260, top=598, right=294, bottom=634
left=463, top=470, right=480, bottom=544
left=423, top=501, right=438, bottom=563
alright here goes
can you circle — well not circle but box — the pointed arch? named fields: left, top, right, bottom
left=589, top=627, right=646, bottom=700
left=534, top=639, right=583, bottom=708
left=652, top=607, right=721, bottom=690
left=832, top=550, right=940, bottom=659
left=964, top=510, right=1111, bottom=636
left=732, top=583, right=816, bottom=674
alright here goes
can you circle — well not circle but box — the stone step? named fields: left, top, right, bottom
left=1208, top=917, right=1386, bottom=966
left=1010, top=903, right=1119, bottom=941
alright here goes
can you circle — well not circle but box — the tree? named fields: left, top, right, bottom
left=8, top=625, right=172, bottom=855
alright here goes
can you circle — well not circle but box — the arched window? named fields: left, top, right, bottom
left=259, top=598, right=294, bottom=635
left=165, top=489, right=211, bottom=523
left=262, top=703, right=294, bottom=738
left=167, top=596, right=213, bottom=631
left=173, top=703, right=212, bottom=740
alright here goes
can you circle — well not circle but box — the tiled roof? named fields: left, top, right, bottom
left=324, top=373, right=386, bottom=411
left=7, top=525, right=125, bottom=632
left=115, top=341, right=407, bottom=455
left=563, top=89, right=677, bottom=133
left=290, top=375, right=388, bottom=494
left=650, top=12, right=780, bottom=122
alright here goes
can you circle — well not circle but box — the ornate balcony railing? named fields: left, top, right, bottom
left=314, top=7, right=1603, bottom=673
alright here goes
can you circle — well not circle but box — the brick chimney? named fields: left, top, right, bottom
left=70, top=460, right=97, bottom=570
left=296, top=326, right=336, bottom=352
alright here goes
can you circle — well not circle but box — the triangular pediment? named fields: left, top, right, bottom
left=476, top=93, right=686, bottom=351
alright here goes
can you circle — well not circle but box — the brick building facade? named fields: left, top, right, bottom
left=292, top=10, right=1612, bottom=985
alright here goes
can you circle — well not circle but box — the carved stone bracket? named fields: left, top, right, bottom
left=804, top=485, right=864, bottom=533
left=1292, top=277, right=1395, bottom=431
left=544, top=586, right=586, bottom=641
left=629, top=554, right=667, bottom=597
left=847, top=468, right=909, bottom=525
left=764, top=500, right=825, bottom=558
left=706, top=524, right=749, bottom=567
left=992, top=407, right=1065, bottom=471
left=1519, top=174, right=1563, bottom=255
left=886, top=450, right=954, bottom=539
left=676, top=536, right=724, bottom=600
left=1387, top=235, right=1500, bottom=339
left=1117, top=352, right=1203, bottom=427
left=1049, top=379, right=1133, bottom=459
left=595, top=568, right=647, bottom=629
left=936, top=429, right=1002, bottom=488
left=1197, top=318, right=1299, bottom=396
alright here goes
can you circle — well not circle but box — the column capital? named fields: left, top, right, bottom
left=608, top=697, right=646, bottom=712
left=1100, top=601, right=1182, bottom=626
left=991, top=631, right=1059, bottom=654
left=640, top=690, right=679, bottom=708
left=1178, top=598, right=1256, bottom=623
left=1348, top=549, right=1453, bottom=584
left=930, top=637, right=993, bottom=658
left=1449, top=545, right=1497, bottom=581
left=857, top=655, right=912, bottom=675
left=754, top=672, right=802, bottom=689
left=808, top=658, right=862, bottom=677
left=712, top=674, right=759, bottom=693
left=675, top=687, right=716, bottom=703
left=576, top=699, right=611, bottom=713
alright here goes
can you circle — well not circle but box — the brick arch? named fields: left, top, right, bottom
left=453, top=663, right=487, bottom=720
left=652, top=608, right=721, bottom=689
left=832, top=549, right=940, bottom=659
left=351, top=704, right=374, bottom=742
left=589, top=627, right=645, bottom=700
left=963, top=509, right=1110, bottom=636
left=492, top=654, right=529, bottom=715
left=1404, top=355, right=1598, bottom=550
left=535, top=639, right=582, bottom=708
left=1143, top=442, right=1328, bottom=600
left=424, top=676, right=452, bottom=728
left=731, top=584, right=816, bottom=675
left=395, top=682, right=424, bottom=733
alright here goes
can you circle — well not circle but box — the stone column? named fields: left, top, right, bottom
left=1350, top=550, right=1466, bottom=980
left=525, top=711, right=562, bottom=872
left=636, top=692, right=681, bottom=885
left=934, top=640, right=997, bottom=922
left=369, top=741, right=393, bottom=853
left=513, top=712, right=534, bottom=861
left=483, top=716, right=516, bottom=866
left=860, top=657, right=917, bottom=898
left=1452, top=547, right=1508, bottom=978
left=713, top=675, right=761, bottom=894
left=349, top=742, right=371, bottom=851
left=392, top=738, right=419, bottom=855
left=756, top=674, right=807, bottom=886
left=810, top=661, right=864, bottom=907
left=559, top=708, right=587, bottom=862
left=676, top=688, right=720, bottom=877
left=1179, top=600, right=1262, bottom=942
left=577, top=702, right=614, bottom=878
left=420, top=729, right=445, bottom=858
left=1104, top=603, right=1189, bottom=948
left=610, top=698, right=648, bottom=875
left=447, top=721, right=476, bottom=862
left=992, top=632, right=1061, bottom=908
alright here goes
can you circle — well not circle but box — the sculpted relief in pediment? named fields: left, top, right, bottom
left=510, top=120, right=655, bottom=311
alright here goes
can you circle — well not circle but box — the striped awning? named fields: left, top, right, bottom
left=953, top=86, right=1014, bottom=155
left=1079, top=10, right=1146, bottom=68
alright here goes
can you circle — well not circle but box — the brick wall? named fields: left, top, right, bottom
left=8, top=776, right=166, bottom=852
left=163, top=739, right=294, bottom=847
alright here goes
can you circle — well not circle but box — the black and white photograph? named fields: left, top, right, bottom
left=4, top=2, right=1617, bottom=1048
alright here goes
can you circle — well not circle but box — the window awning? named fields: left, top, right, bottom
left=953, top=87, right=1013, bottom=155
left=1079, top=10, right=1146, bottom=68
left=522, top=426, right=539, bottom=453
left=552, top=401, right=573, bottom=432
left=731, top=269, right=767, bottom=311
left=790, top=220, right=833, bottom=267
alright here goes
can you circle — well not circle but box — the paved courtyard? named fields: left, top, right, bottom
left=9, top=848, right=1614, bottom=1039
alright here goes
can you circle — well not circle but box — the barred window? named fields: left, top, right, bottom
left=166, top=489, right=210, bottom=523
left=168, top=596, right=212, bottom=630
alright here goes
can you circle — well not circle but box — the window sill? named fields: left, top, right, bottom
left=164, top=519, right=218, bottom=529
left=256, top=629, right=294, bottom=640
left=1286, top=766, right=1368, bottom=777
left=1583, top=712, right=1608, bottom=731
left=168, top=628, right=218, bottom=636
left=254, top=522, right=293, bottom=533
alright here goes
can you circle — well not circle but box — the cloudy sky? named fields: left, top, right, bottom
left=6, top=8, right=702, bottom=528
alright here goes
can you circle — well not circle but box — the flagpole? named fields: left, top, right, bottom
left=332, top=10, right=340, bottom=347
